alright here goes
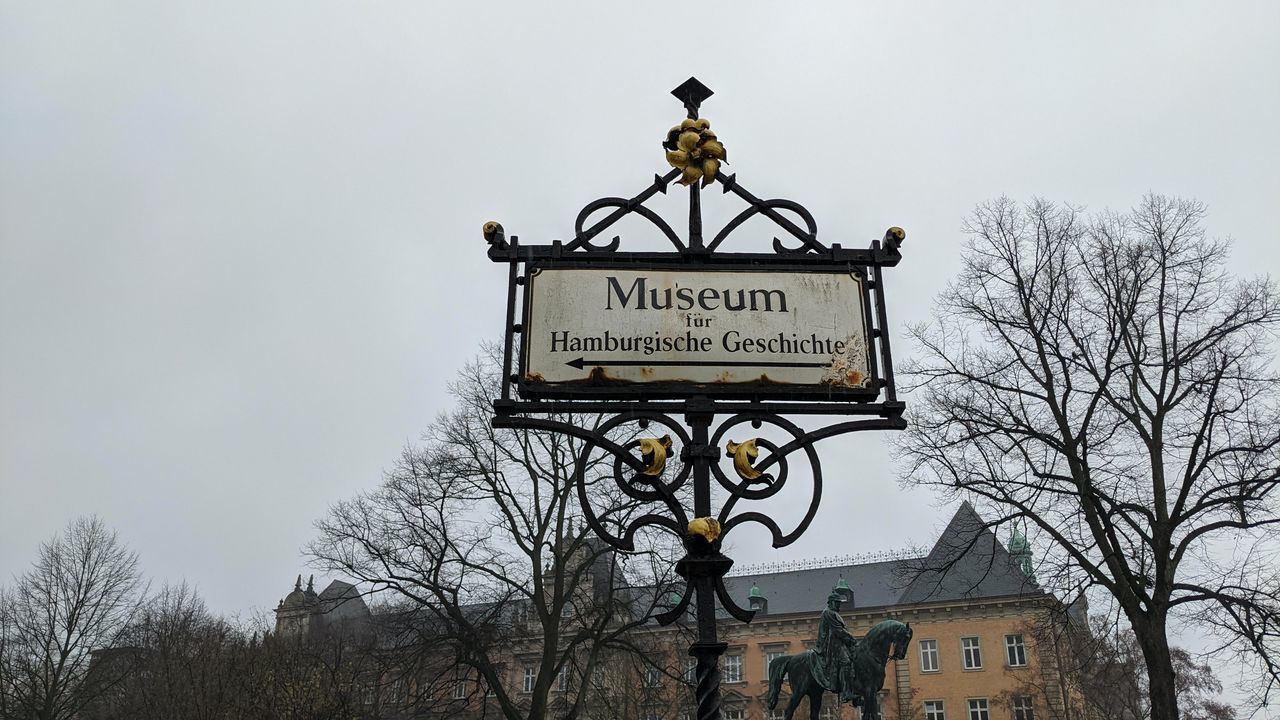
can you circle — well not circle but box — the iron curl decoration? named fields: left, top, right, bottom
left=570, top=413, right=694, bottom=553
left=710, top=413, right=823, bottom=548
left=566, top=170, right=682, bottom=252
left=504, top=409, right=906, bottom=627
left=494, top=408, right=906, bottom=629
left=706, top=176, right=825, bottom=254
left=559, top=164, right=833, bottom=256
left=570, top=197, right=682, bottom=252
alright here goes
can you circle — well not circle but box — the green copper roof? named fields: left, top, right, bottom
left=1009, top=528, right=1031, bottom=553
left=749, top=582, right=763, bottom=598
left=835, top=575, right=850, bottom=590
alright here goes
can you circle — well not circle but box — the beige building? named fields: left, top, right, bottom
left=630, top=503, right=1069, bottom=720
left=275, top=504, right=1073, bottom=720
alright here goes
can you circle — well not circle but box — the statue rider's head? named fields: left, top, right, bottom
left=827, top=590, right=842, bottom=610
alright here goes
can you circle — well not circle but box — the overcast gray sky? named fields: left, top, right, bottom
left=3, top=0, right=1278, bottom=700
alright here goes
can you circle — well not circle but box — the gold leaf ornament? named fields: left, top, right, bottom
left=687, top=516, right=722, bottom=543
left=662, top=117, right=727, bottom=187
left=637, top=435, right=673, bottom=477
left=725, top=439, right=769, bottom=482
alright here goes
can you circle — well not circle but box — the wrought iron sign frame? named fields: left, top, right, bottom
left=483, top=78, right=906, bottom=720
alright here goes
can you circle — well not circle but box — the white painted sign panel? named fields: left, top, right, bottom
left=522, top=267, right=872, bottom=390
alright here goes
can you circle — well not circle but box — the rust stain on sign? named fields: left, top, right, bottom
left=821, top=334, right=874, bottom=388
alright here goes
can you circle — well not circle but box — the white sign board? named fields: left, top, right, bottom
left=521, top=267, right=872, bottom=392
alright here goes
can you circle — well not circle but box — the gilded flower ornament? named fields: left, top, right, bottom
left=663, top=118, right=727, bottom=187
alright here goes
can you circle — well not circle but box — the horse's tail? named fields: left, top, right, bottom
left=766, top=654, right=788, bottom=709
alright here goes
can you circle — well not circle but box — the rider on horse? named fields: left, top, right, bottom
left=768, top=605, right=912, bottom=720
left=812, top=590, right=859, bottom=704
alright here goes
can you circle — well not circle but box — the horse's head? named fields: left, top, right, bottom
left=889, top=622, right=913, bottom=660
left=864, top=619, right=913, bottom=661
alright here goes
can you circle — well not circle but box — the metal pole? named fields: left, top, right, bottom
left=681, top=398, right=731, bottom=720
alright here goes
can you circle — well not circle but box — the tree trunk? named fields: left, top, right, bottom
left=1134, top=616, right=1180, bottom=720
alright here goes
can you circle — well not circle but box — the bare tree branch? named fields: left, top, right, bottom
left=898, top=195, right=1280, bottom=719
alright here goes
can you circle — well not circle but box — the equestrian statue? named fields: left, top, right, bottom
left=766, top=591, right=913, bottom=720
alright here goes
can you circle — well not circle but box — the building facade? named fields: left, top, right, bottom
left=276, top=503, right=1070, bottom=720
left=606, top=502, right=1063, bottom=720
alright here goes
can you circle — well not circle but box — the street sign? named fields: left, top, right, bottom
left=519, top=266, right=875, bottom=399
left=487, top=79, right=906, bottom=720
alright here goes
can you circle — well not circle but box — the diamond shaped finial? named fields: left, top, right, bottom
left=671, top=77, right=714, bottom=117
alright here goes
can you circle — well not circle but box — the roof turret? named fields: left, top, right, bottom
left=1009, top=528, right=1030, bottom=553
left=303, top=575, right=320, bottom=602
left=281, top=574, right=310, bottom=609
left=747, top=580, right=768, bottom=614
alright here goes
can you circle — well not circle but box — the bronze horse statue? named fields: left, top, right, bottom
left=766, top=619, right=913, bottom=720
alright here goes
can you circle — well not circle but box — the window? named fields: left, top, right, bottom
left=643, top=666, right=662, bottom=688
left=924, top=700, right=945, bottom=720
left=967, top=698, right=990, bottom=720
left=557, top=665, right=570, bottom=692
left=1012, top=696, right=1035, bottom=720
left=386, top=677, right=407, bottom=704
left=765, top=650, right=785, bottom=671
left=818, top=704, right=838, bottom=720
left=683, top=658, right=697, bottom=684
left=1006, top=634, right=1028, bottom=666
left=768, top=711, right=787, bottom=720
left=723, top=654, right=743, bottom=683
left=961, top=637, right=983, bottom=669
left=919, top=639, right=940, bottom=672
left=723, top=710, right=745, bottom=720
left=641, top=707, right=662, bottom=720
left=452, top=671, right=467, bottom=699
left=522, top=667, right=536, bottom=694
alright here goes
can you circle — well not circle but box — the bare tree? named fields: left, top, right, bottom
left=575, top=625, right=693, bottom=720
left=899, top=196, right=1280, bottom=718
left=0, top=516, right=145, bottom=720
left=237, top=622, right=387, bottom=720
left=79, top=582, right=432, bottom=720
left=309, top=345, right=682, bottom=720
left=999, top=612, right=1235, bottom=720
left=78, top=582, right=241, bottom=720
left=0, top=588, right=14, bottom=720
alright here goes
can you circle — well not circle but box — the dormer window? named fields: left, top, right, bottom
left=747, top=582, right=768, bottom=615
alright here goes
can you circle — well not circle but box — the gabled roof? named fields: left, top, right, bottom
left=310, top=580, right=370, bottom=627
left=896, top=501, right=1039, bottom=605
left=723, top=502, right=1041, bottom=617
left=285, top=504, right=1040, bottom=634
left=721, top=559, right=906, bottom=617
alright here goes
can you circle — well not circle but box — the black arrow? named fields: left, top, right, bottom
left=565, top=357, right=827, bottom=370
